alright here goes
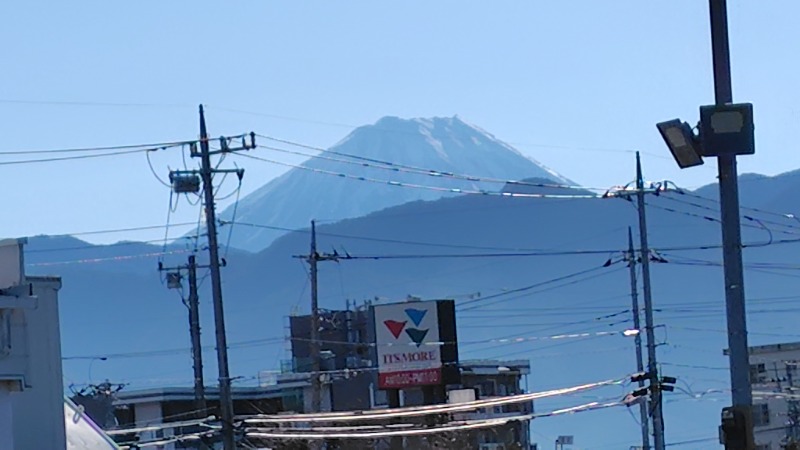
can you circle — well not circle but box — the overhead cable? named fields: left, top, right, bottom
left=236, top=152, right=600, bottom=199
left=244, top=400, right=624, bottom=440
left=240, top=376, right=626, bottom=424
left=255, top=142, right=597, bottom=191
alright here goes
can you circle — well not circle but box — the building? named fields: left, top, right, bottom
left=288, top=305, right=533, bottom=449
left=111, top=372, right=328, bottom=449
left=453, top=359, right=533, bottom=450
left=110, top=303, right=533, bottom=449
left=740, top=342, right=800, bottom=450
left=0, top=238, right=68, bottom=449
left=288, top=305, right=375, bottom=411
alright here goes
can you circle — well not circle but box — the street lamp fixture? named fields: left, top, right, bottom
left=656, top=119, right=703, bottom=169
left=656, top=103, right=754, bottom=169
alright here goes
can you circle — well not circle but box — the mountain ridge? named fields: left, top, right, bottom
left=220, top=116, right=575, bottom=251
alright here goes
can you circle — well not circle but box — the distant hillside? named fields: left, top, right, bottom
left=218, top=116, right=574, bottom=251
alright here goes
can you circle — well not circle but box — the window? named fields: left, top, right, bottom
left=750, top=363, right=767, bottom=384
left=752, top=403, right=770, bottom=427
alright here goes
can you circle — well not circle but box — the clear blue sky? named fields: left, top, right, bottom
left=1, top=1, right=798, bottom=245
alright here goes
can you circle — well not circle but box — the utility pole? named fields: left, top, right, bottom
left=709, top=0, right=753, bottom=422
left=627, top=228, right=651, bottom=450
left=634, top=152, right=666, bottom=450
left=158, top=256, right=207, bottom=418
left=309, top=220, right=322, bottom=414
left=198, top=105, right=235, bottom=450
left=167, top=105, right=253, bottom=449
left=301, top=220, right=341, bottom=414
left=186, top=255, right=207, bottom=417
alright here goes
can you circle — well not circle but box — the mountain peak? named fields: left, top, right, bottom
left=221, top=116, right=576, bottom=251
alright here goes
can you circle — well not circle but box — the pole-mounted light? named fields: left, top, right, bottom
left=656, top=103, right=754, bottom=169
left=656, top=120, right=703, bottom=169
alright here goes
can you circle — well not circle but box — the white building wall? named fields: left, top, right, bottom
left=0, top=386, right=14, bottom=450
left=135, top=401, right=175, bottom=450
left=749, top=345, right=800, bottom=450
left=11, top=276, right=68, bottom=449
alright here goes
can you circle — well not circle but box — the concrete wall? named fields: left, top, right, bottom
left=750, top=346, right=800, bottom=449
left=10, top=276, right=67, bottom=449
left=135, top=401, right=174, bottom=450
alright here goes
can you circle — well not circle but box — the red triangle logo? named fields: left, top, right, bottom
left=384, top=320, right=407, bottom=339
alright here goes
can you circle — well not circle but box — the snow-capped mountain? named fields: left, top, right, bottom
left=219, top=116, right=574, bottom=251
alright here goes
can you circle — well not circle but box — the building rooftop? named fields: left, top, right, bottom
left=723, top=341, right=800, bottom=356
left=460, top=359, right=530, bottom=375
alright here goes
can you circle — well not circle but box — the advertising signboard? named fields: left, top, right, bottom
left=373, top=300, right=458, bottom=389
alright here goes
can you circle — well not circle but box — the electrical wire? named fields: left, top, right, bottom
left=255, top=142, right=598, bottom=191
left=257, top=134, right=632, bottom=191
left=235, top=152, right=600, bottom=199
left=0, top=148, right=154, bottom=165
left=0, top=138, right=196, bottom=155
left=28, top=248, right=192, bottom=267
left=245, top=400, right=624, bottom=440
left=661, top=191, right=800, bottom=234
left=240, top=376, right=626, bottom=423
left=41, top=221, right=199, bottom=238
left=106, top=416, right=216, bottom=435
left=229, top=221, right=570, bottom=253
left=222, top=182, right=242, bottom=260
left=458, top=262, right=624, bottom=311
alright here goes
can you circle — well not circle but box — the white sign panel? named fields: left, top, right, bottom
left=374, top=301, right=441, bottom=389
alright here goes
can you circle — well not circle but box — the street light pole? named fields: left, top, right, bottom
left=708, top=0, right=753, bottom=412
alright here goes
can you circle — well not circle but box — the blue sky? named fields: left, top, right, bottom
left=1, top=1, right=798, bottom=245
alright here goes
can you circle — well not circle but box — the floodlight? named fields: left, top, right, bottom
left=699, top=103, right=755, bottom=156
left=656, top=119, right=704, bottom=169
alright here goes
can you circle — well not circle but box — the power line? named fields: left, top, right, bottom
left=0, top=148, right=151, bottom=165
left=39, top=221, right=199, bottom=238
left=27, top=248, right=193, bottom=267
left=458, top=262, right=624, bottom=311
left=235, top=151, right=600, bottom=199
left=255, top=141, right=600, bottom=191
left=0, top=98, right=192, bottom=109
left=240, top=377, right=626, bottom=423
left=0, top=138, right=195, bottom=155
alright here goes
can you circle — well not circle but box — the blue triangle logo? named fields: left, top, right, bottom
left=405, top=308, right=427, bottom=327
left=405, top=328, right=429, bottom=347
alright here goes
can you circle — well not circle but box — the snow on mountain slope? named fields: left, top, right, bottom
left=220, top=116, right=574, bottom=250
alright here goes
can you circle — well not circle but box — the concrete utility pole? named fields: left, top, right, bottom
left=634, top=152, right=666, bottom=450
left=158, top=256, right=207, bottom=418
left=309, top=220, right=322, bottom=414
left=709, top=0, right=753, bottom=415
left=166, top=106, right=253, bottom=449
left=627, top=228, right=651, bottom=450
left=302, top=220, right=341, bottom=415
left=197, top=105, right=236, bottom=450
left=186, top=255, right=207, bottom=417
